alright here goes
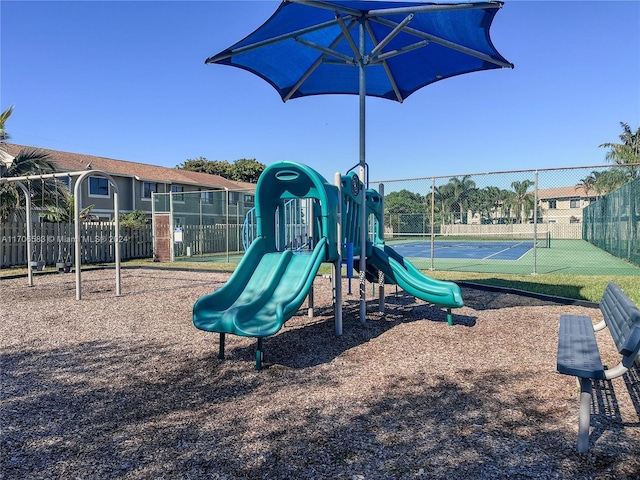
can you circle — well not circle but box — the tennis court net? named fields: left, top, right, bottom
left=388, top=230, right=551, bottom=248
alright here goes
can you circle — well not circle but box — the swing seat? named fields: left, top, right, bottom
left=56, top=261, right=72, bottom=273
left=30, top=260, right=45, bottom=271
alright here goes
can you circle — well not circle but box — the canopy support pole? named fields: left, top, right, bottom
left=358, top=19, right=367, bottom=324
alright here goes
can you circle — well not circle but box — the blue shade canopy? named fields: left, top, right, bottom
left=206, top=0, right=513, bottom=102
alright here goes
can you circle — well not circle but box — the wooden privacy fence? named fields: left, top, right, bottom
left=154, top=219, right=243, bottom=261
left=0, top=222, right=153, bottom=268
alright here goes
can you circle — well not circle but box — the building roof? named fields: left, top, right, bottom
left=2, top=143, right=254, bottom=192
left=537, top=185, right=593, bottom=200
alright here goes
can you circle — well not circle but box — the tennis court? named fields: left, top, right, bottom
left=389, top=239, right=544, bottom=261
left=390, top=237, right=640, bottom=276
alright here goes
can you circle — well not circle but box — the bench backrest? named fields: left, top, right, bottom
left=600, top=282, right=640, bottom=368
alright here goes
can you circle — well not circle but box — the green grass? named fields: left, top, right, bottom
left=424, top=271, right=640, bottom=305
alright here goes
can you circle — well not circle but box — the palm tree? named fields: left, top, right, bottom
left=1, top=105, right=68, bottom=222
left=577, top=171, right=598, bottom=197
left=599, top=122, right=640, bottom=180
left=483, top=186, right=503, bottom=224
left=510, top=180, right=534, bottom=224
left=446, top=176, right=476, bottom=225
left=434, top=183, right=455, bottom=226
left=0, top=105, right=14, bottom=143
left=578, top=169, right=628, bottom=199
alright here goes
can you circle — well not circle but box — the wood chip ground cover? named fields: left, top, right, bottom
left=1, top=268, right=639, bottom=479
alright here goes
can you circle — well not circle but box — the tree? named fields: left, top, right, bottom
left=577, top=169, right=629, bottom=198
left=442, top=176, right=476, bottom=224
left=230, top=158, right=265, bottom=183
left=384, top=189, right=425, bottom=233
left=118, top=210, right=148, bottom=228
left=177, top=157, right=266, bottom=183
left=0, top=105, right=14, bottom=143
left=510, top=179, right=534, bottom=224
left=599, top=122, right=640, bottom=180
left=1, top=106, right=67, bottom=222
left=40, top=190, right=95, bottom=223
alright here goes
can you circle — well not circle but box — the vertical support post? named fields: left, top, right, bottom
left=169, top=187, right=175, bottom=263
left=308, top=283, right=314, bottom=318
left=225, top=189, right=230, bottom=263
left=74, top=176, right=83, bottom=300
left=577, top=377, right=592, bottom=453
left=14, top=182, right=33, bottom=286
left=447, top=309, right=453, bottom=326
left=334, top=172, right=343, bottom=336
left=430, top=177, right=435, bottom=271
left=532, top=170, right=538, bottom=275
left=378, top=182, right=384, bottom=313
left=256, top=337, right=264, bottom=371
left=358, top=19, right=367, bottom=325
left=113, top=189, right=121, bottom=296
left=218, top=332, right=225, bottom=359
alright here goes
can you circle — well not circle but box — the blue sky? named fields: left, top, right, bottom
left=1, top=0, right=639, bottom=184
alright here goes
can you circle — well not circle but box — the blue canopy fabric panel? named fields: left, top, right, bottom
left=206, top=0, right=513, bottom=103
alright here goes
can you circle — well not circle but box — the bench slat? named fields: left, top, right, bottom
left=601, top=282, right=640, bottom=359
left=557, top=314, right=605, bottom=379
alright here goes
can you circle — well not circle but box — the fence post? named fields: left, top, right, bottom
left=532, top=170, right=538, bottom=275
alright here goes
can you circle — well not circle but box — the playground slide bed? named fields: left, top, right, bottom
left=1, top=268, right=639, bottom=479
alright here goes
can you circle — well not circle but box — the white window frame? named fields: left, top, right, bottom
left=88, top=176, right=110, bottom=198
left=142, top=182, right=158, bottom=201
left=171, top=185, right=185, bottom=203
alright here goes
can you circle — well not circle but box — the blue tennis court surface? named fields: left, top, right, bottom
left=390, top=240, right=538, bottom=260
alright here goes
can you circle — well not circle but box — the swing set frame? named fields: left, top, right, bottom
left=0, top=170, right=121, bottom=300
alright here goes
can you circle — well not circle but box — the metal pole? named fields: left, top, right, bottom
left=113, top=189, right=121, bottom=296
left=334, top=172, right=343, bottom=335
left=430, top=177, right=435, bottom=271
left=358, top=19, right=367, bottom=324
left=169, top=189, right=174, bottom=262
left=74, top=175, right=83, bottom=300
left=378, top=182, right=384, bottom=313
left=151, top=191, right=156, bottom=261
left=225, top=189, right=229, bottom=263
left=532, top=170, right=538, bottom=275
left=15, top=181, right=33, bottom=286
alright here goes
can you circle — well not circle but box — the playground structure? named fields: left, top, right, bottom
left=0, top=170, right=122, bottom=300
left=193, top=161, right=463, bottom=369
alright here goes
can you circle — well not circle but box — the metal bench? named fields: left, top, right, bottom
left=557, top=282, right=640, bottom=452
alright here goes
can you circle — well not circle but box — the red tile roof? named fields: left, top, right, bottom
left=2, top=144, right=254, bottom=191
left=537, top=185, right=593, bottom=199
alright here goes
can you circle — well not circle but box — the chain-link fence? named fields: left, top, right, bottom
left=147, top=165, right=639, bottom=276
left=583, top=177, right=639, bottom=267
left=372, top=163, right=640, bottom=276
left=152, top=188, right=255, bottom=262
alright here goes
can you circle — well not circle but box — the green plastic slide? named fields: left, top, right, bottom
left=193, top=236, right=328, bottom=338
left=367, top=244, right=464, bottom=309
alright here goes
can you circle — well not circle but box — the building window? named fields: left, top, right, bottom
left=569, top=198, right=580, bottom=208
left=244, top=194, right=255, bottom=204
left=548, top=200, right=557, bottom=209
left=229, top=191, right=240, bottom=203
left=89, top=177, right=109, bottom=196
left=171, top=185, right=184, bottom=202
left=143, top=182, right=157, bottom=199
left=201, top=191, right=214, bottom=204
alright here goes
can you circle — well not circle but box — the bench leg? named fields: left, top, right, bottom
left=577, top=377, right=592, bottom=453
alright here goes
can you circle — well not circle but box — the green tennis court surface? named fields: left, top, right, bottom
left=176, top=239, right=639, bottom=277
left=402, top=239, right=639, bottom=276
